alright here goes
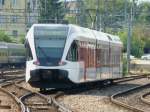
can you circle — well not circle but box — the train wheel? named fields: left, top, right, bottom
left=40, top=88, right=46, bottom=92
left=103, top=80, right=113, bottom=86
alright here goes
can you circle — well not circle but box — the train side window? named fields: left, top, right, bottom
left=66, top=41, right=78, bottom=61
left=25, top=40, right=33, bottom=61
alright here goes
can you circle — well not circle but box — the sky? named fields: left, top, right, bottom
left=137, top=0, right=150, bottom=4
left=63, top=0, right=150, bottom=1
left=139, top=0, right=150, bottom=1
left=62, top=0, right=150, bottom=4
left=64, top=0, right=150, bottom=1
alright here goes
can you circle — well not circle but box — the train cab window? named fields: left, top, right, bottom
left=25, top=40, right=33, bottom=61
left=67, top=41, right=78, bottom=61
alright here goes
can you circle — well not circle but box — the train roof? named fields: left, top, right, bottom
left=68, top=24, right=122, bottom=44
left=29, top=24, right=122, bottom=45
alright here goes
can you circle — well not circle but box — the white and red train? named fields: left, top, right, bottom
left=25, top=24, right=123, bottom=89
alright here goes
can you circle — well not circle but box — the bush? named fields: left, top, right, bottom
left=118, top=28, right=145, bottom=58
left=0, top=31, right=12, bottom=42
left=19, top=36, right=25, bottom=44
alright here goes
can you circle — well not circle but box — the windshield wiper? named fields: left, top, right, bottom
left=37, top=46, right=50, bottom=63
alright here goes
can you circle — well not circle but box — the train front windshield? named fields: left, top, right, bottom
left=34, top=26, right=69, bottom=66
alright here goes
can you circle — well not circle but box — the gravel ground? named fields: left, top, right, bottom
left=19, top=81, right=40, bottom=92
left=58, top=78, right=150, bottom=112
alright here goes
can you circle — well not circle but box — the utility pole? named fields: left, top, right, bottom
left=124, top=0, right=127, bottom=26
left=127, top=0, right=133, bottom=74
left=76, top=0, right=87, bottom=27
left=96, top=0, right=100, bottom=30
left=44, top=0, right=47, bottom=23
left=103, top=0, right=108, bottom=32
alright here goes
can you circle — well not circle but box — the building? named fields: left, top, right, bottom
left=0, top=0, right=39, bottom=39
left=0, top=0, right=77, bottom=38
left=0, top=0, right=27, bottom=38
left=26, top=0, right=39, bottom=29
left=65, top=0, right=78, bottom=24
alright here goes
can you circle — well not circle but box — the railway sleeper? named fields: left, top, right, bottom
left=25, top=103, right=51, bottom=106
left=0, top=105, right=11, bottom=109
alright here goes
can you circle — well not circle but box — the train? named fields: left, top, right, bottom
left=25, top=24, right=123, bottom=89
left=0, top=42, right=26, bottom=69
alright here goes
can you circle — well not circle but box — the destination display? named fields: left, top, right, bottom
left=34, top=26, right=68, bottom=38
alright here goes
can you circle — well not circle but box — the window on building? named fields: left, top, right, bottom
left=0, top=15, right=5, bottom=24
left=11, top=15, right=17, bottom=23
left=12, top=30, right=18, bottom=37
left=12, top=0, right=17, bottom=7
left=32, top=0, right=36, bottom=10
left=27, top=2, right=30, bottom=11
left=0, top=0, right=4, bottom=6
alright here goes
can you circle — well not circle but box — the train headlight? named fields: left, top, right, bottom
left=33, top=60, right=40, bottom=66
left=59, top=61, right=67, bottom=66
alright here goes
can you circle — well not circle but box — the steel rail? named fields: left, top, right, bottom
left=52, top=92, right=72, bottom=112
left=141, top=92, right=150, bottom=105
left=0, top=85, right=26, bottom=112
left=0, top=68, right=25, bottom=75
left=16, top=84, right=52, bottom=112
left=20, top=92, right=51, bottom=112
left=111, top=83, right=150, bottom=112
left=1, top=79, right=52, bottom=112
left=113, top=74, right=150, bottom=83
left=0, top=75, right=25, bottom=112
left=41, top=74, right=150, bottom=112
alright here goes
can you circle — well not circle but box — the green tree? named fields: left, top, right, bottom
left=117, top=31, right=127, bottom=52
left=39, top=0, right=65, bottom=23
left=0, top=31, right=12, bottom=42
left=118, top=26, right=145, bottom=58
left=71, top=0, right=132, bottom=30
left=131, top=34, right=145, bottom=58
left=137, top=2, right=150, bottom=24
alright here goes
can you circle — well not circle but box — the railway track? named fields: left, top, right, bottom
left=0, top=77, right=25, bottom=112
left=111, top=83, right=150, bottom=112
left=43, top=74, right=150, bottom=112
left=54, top=75, right=150, bottom=112
left=0, top=76, right=72, bottom=112
left=0, top=68, right=25, bottom=76
left=113, top=74, right=150, bottom=83
left=141, top=92, right=150, bottom=105
left=20, top=92, right=56, bottom=112
left=1, top=80, right=58, bottom=112
left=52, top=92, right=73, bottom=112
left=0, top=73, right=149, bottom=112
left=0, top=87, right=25, bottom=112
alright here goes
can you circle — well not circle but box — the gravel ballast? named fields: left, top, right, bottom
left=58, top=78, right=149, bottom=112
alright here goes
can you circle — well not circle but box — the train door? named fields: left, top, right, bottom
left=25, top=40, right=33, bottom=81
left=77, top=41, right=87, bottom=81
left=99, top=43, right=110, bottom=79
left=86, top=42, right=96, bottom=81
